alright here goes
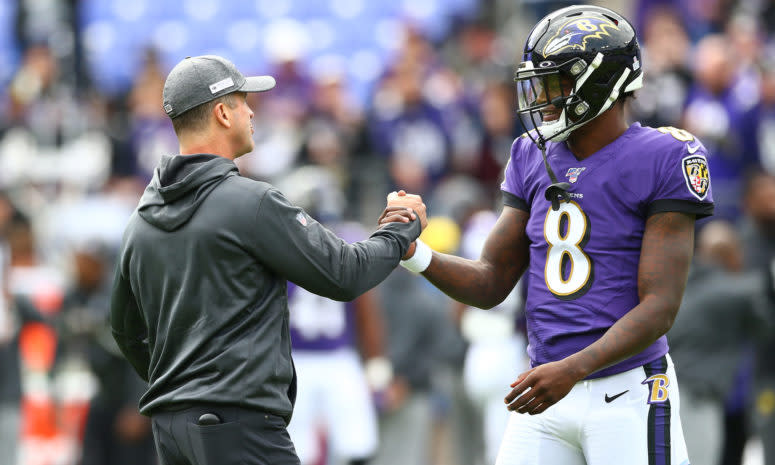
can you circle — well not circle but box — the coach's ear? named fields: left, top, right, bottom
left=213, top=101, right=232, bottom=129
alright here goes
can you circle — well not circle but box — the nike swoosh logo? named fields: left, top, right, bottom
left=604, top=390, right=629, bottom=403
left=686, top=143, right=700, bottom=154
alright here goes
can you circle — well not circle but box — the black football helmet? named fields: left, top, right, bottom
left=515, top=5, right=643, bottom=146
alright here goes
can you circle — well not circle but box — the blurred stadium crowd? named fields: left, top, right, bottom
left=1, top=0, right=775, bottom=464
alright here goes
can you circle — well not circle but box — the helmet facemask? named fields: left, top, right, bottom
left=516, top=54, right=608, bottom=146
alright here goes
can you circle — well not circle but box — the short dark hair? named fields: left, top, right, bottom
left=171, top=93, right=238, bottom=135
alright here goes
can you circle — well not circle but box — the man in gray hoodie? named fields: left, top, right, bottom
left=110, top=55, right=426, bottom=465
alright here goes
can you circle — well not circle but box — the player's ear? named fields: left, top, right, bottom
left=213, top=101, right=231, bottom=129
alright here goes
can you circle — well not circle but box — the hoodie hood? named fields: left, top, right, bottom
left=138, top=154, right=238, bottom=231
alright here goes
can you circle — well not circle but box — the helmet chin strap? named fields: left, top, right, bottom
left=539, top=140, right=571, bottom=211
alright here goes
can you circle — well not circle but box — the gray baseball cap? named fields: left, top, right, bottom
left=162, top=55, right=276, bottom=118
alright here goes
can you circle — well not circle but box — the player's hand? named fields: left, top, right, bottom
left=386, top=190, right=427, bottom=229
left=377, top=206, right=417, bottom=226
left=503, top=359, right=580, bottom=415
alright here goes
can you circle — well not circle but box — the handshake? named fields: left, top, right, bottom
left=378, top=190, right=427, bottom=261
left=378, top=190, right=427, bottom=229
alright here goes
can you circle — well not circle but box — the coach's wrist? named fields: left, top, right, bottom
left=402, top=242, right=417, bottom=260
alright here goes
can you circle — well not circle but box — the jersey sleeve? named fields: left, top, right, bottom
left=500, top=137, right=530, bottom=212
left=647, top=137, right=714, bottom=219
left=248, top=188, right=420, bottom=301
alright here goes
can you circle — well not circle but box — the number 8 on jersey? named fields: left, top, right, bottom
left=543, top=201, right=593, bottom=300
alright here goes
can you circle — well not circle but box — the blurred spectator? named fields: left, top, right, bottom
left=304, top=70, right=364, bottom=162
left=725, top=14, right=765, bottom=75
left=297, top=70, right=373, bottom=220
left=5, top=210, right=65, bottom=313
left=0, top=43, right=111, bottom=209
left=5, top=208, right=68, bottom=464
left=629, top=6, right=693, bottom=128
left=763, top=1, right=775, bottom=33
left=682, top=34, right=759, bottom=221
left=406, top=216, right=471, bottom=465
left=453, top=210, right=527, bottom=465
left=14, top=0, right=87, bottom=91
left=365, top=27, right=454, bottom=198
left=0, top=192, right=21, bottom=465
left=634, top=0, right=734, bottom=42
left=740, top=171, right=775, bottom=465
left=521, top=0, right=583, bottom=22
left=287, top=277, right=387, bottom=465
left=280, top=171, right=388, bottom=465
left=368, top=62, right=452, bottom=196
left=468, top=80, right=518, bottom=203
left=426, top=68, right=481, bottom=182
left=238, top=28, right=313, bottom=182
left=427, top=175, right=490, bottom=229
left=64, top=244, right=156, bottom=465
left=668, top=220, right=775, bottom=465
left=740, top=170, right=775, bottom=275
left=753, top=55, right=775, bottom=174
left=372, top=268, right=445, bottom=465
left=125, top=49, right=177, bottom=182
left=441, top=19, right=504, bottom=97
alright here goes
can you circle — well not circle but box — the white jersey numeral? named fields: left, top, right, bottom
left=289, top=287, right=347, bottom=339
left=657, top=126, right=695, bottom=142
left=543, top=201, right=593, bottom=299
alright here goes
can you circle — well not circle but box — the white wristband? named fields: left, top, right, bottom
left=364, top=356, right=393, bottom=391
left=400, top=239, right=432, bottom=273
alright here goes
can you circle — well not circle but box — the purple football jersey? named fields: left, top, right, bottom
left=500, top=123, right=714, bottom=379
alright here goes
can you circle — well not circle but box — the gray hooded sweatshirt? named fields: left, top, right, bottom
left=110, top=154, right=420, bottom=422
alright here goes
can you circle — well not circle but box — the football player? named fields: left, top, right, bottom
left=387, top=5, right=713, bottom=464
left=281, top=170, right=388, bottom=465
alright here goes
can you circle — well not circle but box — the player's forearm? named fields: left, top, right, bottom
left=404, top=206, right=528, bottom=309
left=565, top=296, right=679, bottom=379
left=421, top=253, right=516, bottom=309
left=566, top=211, right=694, bottom=379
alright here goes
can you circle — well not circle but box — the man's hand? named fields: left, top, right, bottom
left=503, top=359, right=582, bottom=415
left=386, top=190, right=427, bottom=229
left=377, top=206, right=417, bottom=226
left=377, top=206, right=420, bottom=260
